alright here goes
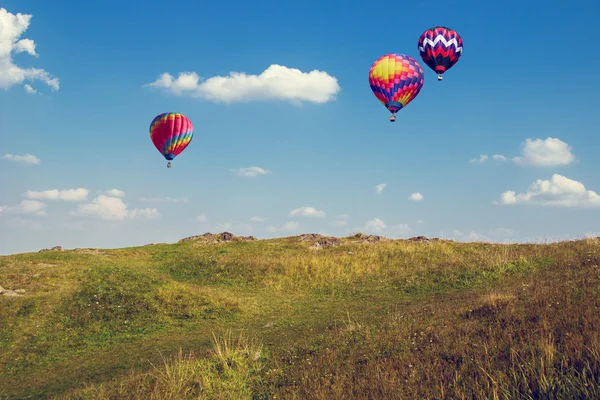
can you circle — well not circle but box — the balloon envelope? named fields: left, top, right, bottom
left=149, top=112, right=194, bottom=161
left=369, top=54, right=424, bottom=115
left=418, top=26, right=463, bottom=78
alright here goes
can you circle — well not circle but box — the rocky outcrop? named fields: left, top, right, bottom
left=308, top=237, right=341, bottom=250
left=179, top=232, right=257, bottom=244
left=39, top=246, right=63, bottom=253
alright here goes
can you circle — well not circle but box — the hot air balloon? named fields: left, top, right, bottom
left=149, top=112, right=194, bottom=168
left=418, top=26, right=463, bottom=81
left=369, top=54, right=425, bottom=122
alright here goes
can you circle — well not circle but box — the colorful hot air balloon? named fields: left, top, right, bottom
left=369, top=54, right=425, bottom=122
left=418, top=26, right=463, bottom=81
left=149, top=112, right=194, bottom=168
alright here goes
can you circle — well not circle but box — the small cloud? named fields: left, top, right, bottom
left=70, top=195, right=161, bottom=221
left=105, top=189, right=125, bottom=197
left=362, top=217, right=410, bottom=236
left=469, top=154, right=489, bottom=164
left=492, top=154, right=507, bottom=161
left=409, top=192, right=424, bottom=201
left=196, top=214, right=208, bottom=223
left=0, top=200, right=47, bottom=216
left=143, top=64, right=340, bottom=105
left=216, top=221, right=253, bottom=236
left=249, top=216, right=265, bottom=223
left=289, top=206, right=326, bottom=217
left=513, top=137, right=575, bottom=167
left=266, top=221, right=299, bottom=233
left=128, top=208, right=161, bottom=220
left=495, top=174, right=600, bottom=208
left=25, top=188, right=89, bottom=201
left=24, top=84, right=37, bottom=94
left=232, top=166, right=271, bottom=177
left=375, top=183, right=387, bottom=194
left=416, top=219, right=425, bottom=224
left=1, top=153, right=40, bottom=165
left=140, top=196, right=189, bottom=203
left=365, top=217, right=386, bottom=233
left=332, top=214, right=350, bottom=226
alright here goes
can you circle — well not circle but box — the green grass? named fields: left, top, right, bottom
left=1, top=234, right=599, bottom=399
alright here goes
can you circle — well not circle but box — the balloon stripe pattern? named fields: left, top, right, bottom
left=369, top=54, right=424, bottom=114
left=418, top=26, right=463, bottom=75
left=149, top=112, right=194, bottom=161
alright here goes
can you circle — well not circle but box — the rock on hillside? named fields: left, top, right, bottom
left=179, top=232, right=257, bottom=244
left=39, top=246, right=63, bottom=253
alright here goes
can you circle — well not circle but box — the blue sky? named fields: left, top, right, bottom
left=1, top=0, right=600, bottom=255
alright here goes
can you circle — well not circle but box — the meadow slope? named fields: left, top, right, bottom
left=1, top=233, right=599, bottom=399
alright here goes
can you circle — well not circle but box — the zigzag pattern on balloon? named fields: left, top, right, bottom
left=418, top=26, right=463, bottom=75
left=418, top=37, right=463, bottom=53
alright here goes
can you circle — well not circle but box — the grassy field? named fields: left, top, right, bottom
left=1, top=232, right=599, bottom=399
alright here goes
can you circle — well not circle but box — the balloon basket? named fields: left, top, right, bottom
left=167, top=162, right=172, bottom=168
left=389, top=115, right=396, bottom=122
left=438, top=75, right=443, bottom=81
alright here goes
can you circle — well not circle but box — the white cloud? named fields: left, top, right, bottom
left=513, top=137, right=575, bottom=167
left=469, top=154, right=489, bottom=164
left=375, top=183, right=386, bottom=194
left=105, top=189, right=125, bottom=197
left=362, top=218, right=410, bottom=236
left=70, top=195, right=161, bottom=221
left=24, top=84, right=36, bottom=94
left=144, top=64, right=340, bottom=105
left=332, top=214, right=350, bottom=226
left=266, top=221, right=299, bottom=233
left=232, top=166, right=271, bottom=177
left=0, top=200, right=46, bottom=216
left=409, top=192, right=424, bottom=201
left=140, top=196, right=189, bottom=203
left=25, top=188, right=89, bottom=201
left=289, top=206, right=326, bottom=217
left=128, top=208, right=160, bottom=220
left=0, top=8, right=59, bottom=92
left=442, top=228, right=516, bottom=243
left=473, top=138, right=575, bottom=167
left=1, top=153, right=40, bottom=165
left=496, top=174, right=600, bottom=208
left=416, top=219, right=425, bottom=224
left=249, top=216, right=264, bottom=223
left=196, top=214, right=208, bottom=223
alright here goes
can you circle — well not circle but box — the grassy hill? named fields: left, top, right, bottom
left=1, top=232, right=599, bottom=399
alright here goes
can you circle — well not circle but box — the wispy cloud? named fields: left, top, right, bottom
left=25, top=188, right=89, bottom=201
left=375, top=183, right=386, bottom=194
left=0, top=200, right=47, bottom=216
left=1, top=153, right=41, bottom=165
left=70, top=195, right=160, bottom=221
left=140, top=196, right=189, bottom=203
left=231, top=167, right=271, bottom=177
left=289, top=206, right=326, bottom=217
left=266, top=221, right=298, bottom=233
